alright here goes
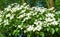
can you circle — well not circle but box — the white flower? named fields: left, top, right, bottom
left=4, top=5, right=11, bottom=11
left=18, top=25, right=22, bottom=28
left=34, top=25, right=42, bottom=31
left=6, top=13, right=11, bottom=18
left=0, top=14, right=2, bottom=17
left=21, top=10, right=26, bottom=13
left=19, top=15, right=24, bottom=18
left=27, top=25, right=34, bottom=31
left=39, top=8, right=47, bottom=14
left=10, top=14, right=15, bottom=20
left=18, top=25, right=23, bottom=30
left=0, top=18, right=2, bottom=22
left=24, top=30, right=27, bottom=33
left=17, top=13, right=26, bottom=18
left=10, top=4, right=20, bottom=12
left=6, top=13, right=15, bottom=20
left=20, top=5, right=24, bottom=9
left=26, top=12, right=32, bottom=17
left=21, top=28, right=23, bottom=30
left=48, top=7, right=54, bottom=10
left=11, top=8, right=17, bottom=12
left=32, top=7, right=47, bottom=14
left=45, top=13, right=55, bottom=17
left=51, top=21, right=58, bottom=25
left=27, top=13, right=31, bottom=16
left=22, top=17, right=30, bottom=22
left=8, top=5, right=11, bottom=8
left=47, top=23, right=51, bottom=26
left=24, top=5, right=29, bottom=9
left=33, top=12, right=37, bottom=16
left=4, top=19, right=9, bottom=25
left=34, top=21, right=42, bottom=26
left=45, top=18, right=55, bottom=22
left=14, top=4, right=20, bottom=10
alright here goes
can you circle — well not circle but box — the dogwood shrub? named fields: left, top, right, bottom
left=0, top=3, right=60, bottom=37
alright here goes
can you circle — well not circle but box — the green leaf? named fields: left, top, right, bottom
left=0, top=32, right=5, bottom=37
left=55, top=28, right=59, bottom=32
left=47, top=28, right=50, bottom=31
left=50, top=28, right=55, bottom=34
left=40, top=32, right=44, bottom=37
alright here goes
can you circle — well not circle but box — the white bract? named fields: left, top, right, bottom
left=32, top=7, right=47, bottom=14
left=19, top=5, right=24, bottom=10
left=34, top=21, right=42, bottom=26
left=45, top=13, right=55, bottom=17
left=21, top=10, right=26, bottom=13
left=3, top=19, right=9, bottom=25
left=6, top=13, right=11, bottom=18
left=4, top=5, right=11, bottom=12
left=48, top=7, right=55, bottom=10
left=22, top=17, right=31, bottom=22
left=27, top=25, right=34, bottom=31
left=0, top=18, right=2, bottom=22
left=10, top=14, right=15, bottom=20
left=24, top=30, right=27, bottom=33
left=45, top=17, right=55, bottom=22
left=11, top=4, right=20, bottom=12
left=17, top=13, right=26, bottom=18
left=0, top=11, right=3, bottom=17
left=0, top=14, right=2, bottom=17
left=51, top=21, right=58, bottom=25
left=32, top=12, right=38, bottom=16
left=18, top=25, right=21, bottom=28
left=34, top=25, right=42, bottom=31
left=18, top=25, right=23, bottom=30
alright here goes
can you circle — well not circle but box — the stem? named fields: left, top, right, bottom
left=46, top=0, right=54, bottom=8
left=22, top=0, right=26, bottom=4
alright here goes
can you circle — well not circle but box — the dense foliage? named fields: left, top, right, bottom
left=0, top=3, right=60, bottom=37
left=55, top=0, right=60, bottom=11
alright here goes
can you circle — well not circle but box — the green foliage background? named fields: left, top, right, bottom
left=55, top=0, right=60, bottom=11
